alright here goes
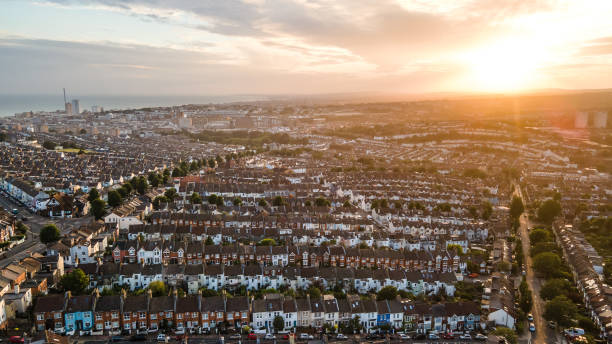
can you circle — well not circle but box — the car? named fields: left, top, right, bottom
left=548, top=321, right=556, bottom=329
left=174, top=329, right=185, bottom=335
left=399, top=333, right=410, bottom=340
left=336, top=333, right=348, bottom=340
left=299, top=333, right=313, bottom=340
left=8, top=337, right=24, bottom=344
left=247, top=333, right=257, bottom=340
left=442, top=333, right=454, bottom=339
left=65, top=329, right=75, bottom=336
left=110, top=336, right=123, bottom=342
left=428, top=333, right=440, bottom=340
left=229, top=334, right=241, bottom=339
left=130, top=334, right=147, bottom=341
left=11, top=209, right=18, bottom=215
left=529, top=323, right=536, bottom=332
left=459, top=333, right=472, bottom=340
left=264, top=333, right=276, bottom=340
left=156, top=334, right=167, bottom=342
left=468, top=272, right=479, bottom=278
left=475, top=333, right=487, bottom=340
left=527, top=313, right=534, bottom=321
left=282, top=334, right=290, bottom=340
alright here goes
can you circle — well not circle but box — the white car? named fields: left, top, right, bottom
left=264, top=333, right=276, bottom=340
left=336, top=333, right=348, bottom=340
left=299, top=333, right=313, bottom=340
left=428, top=333, right=439, bottom=339
left=475, top=333, right=487, bottom=340
left=156, top=334, right=166, bottom=342
left=527, top=313, right=534, bottom=321
left=399, top=333, right=410, bottom=339
left=460, top=333, right=472, bottom=340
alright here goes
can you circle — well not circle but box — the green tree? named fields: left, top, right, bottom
left=190, top=192, right=202, bottom=204
left=60, top=268, right=89, bottom=294
left=204, top=237, right=214, bottom=245
left=91, top=198, right=107, bottom=220
left=208, top=158, right=216, bottom=168
left=540, top=278, right=573, bottom=300
left=543, top=296, right=577, bottom=326
left=117, top=187, right=128, bottom=199
left=258, top=238, right=277, bottom=246
left=42, top=141, right=57, bottom=150
left=133, top=176, right=149, bottom=195
left=199, top=288, right=218, bottom=297
left=233, top=197, right=243, bottom=206
left=533, top=252, right=562, bottom=278
left=273, top=315, right=284, bottom=333
left=529, top=228, right=550, bottom=245
left=315, top=197, right=331, bottom=207
left=307, top=286, right=321, bottom=298
left=148, top=173, right=160, bottom=187
left=40, top=224, right=61, bottom=243
left=164, top=188, right=178, bottom=201
left=509, top=196, right=525, bottom=219
left=258, top=199, right=268, bottom=207
left=272, top=196, right=285, bottom=207
left=152, top=195, right=169, bottom=210
left=149, top=281, right=167, bottom=297
left=481, top=201, right=493, bottom=220
left=493, top=327, right=517, bottom=344
left=88, top=188, right=100, bottom=202
left=537, top=199, right=562, bottom=224
left=376, top=286, right=398, bottom=300
left=107, top=190, right=122, bottom=207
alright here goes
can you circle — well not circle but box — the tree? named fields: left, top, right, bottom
left=164, top=188, right=178, bottom=201
left=468, top=206, right=478, bottom=218
left=132, top=176, right=148, bottom=195
left=273, top=315, right=284, bottom=333
left=540, top=278, right=573, bottom=300
left=204, top=237, right=214, bottom=246
left=493, top=328, right=517, bottom=344
left=208, top=158, right=216, bottom=168
left=148, top=173, right=160, bottom=187
left=91, top=199, right=107, bottom=220
left=190, top=192, right=202, bottom=204
left=233, top=197, right=242, bottom=206
left=543, top=296, right=577, bottom=326
left=149, top=281, right=167, bottom=297
left=307, top=286, right=321, bottom=298
left=42, top=141, right=57, bottom=150
left=529, top=228, right=550, bottom=245
left=88, top=188, right=100, bottom=202
left=481, top=201, right=493, bottom=220
left=315, top=197, right=330, bottom=207
left=60, top=269, right=89, bottom=294
left=117, top=187, right=128, bottom=199
left=152, top=195, right=169, bottom=210
left=537, top=199, right=561, bottom=224
left=509, top=196, right=524, bottom=219
left=107, top=190, right=122, bottom=207
left=258, top=238, right=277, bottom=246
left=258, top=199, right=268, bottom=207
left=272, top=196, right=285, bottom=207
left=40, top=224, right=61, bottom=243
left=377, top=286, right=398, bottom=300
left=533, top=252, right=562, bottom=278
left=343, top=200, right=352, bottom=208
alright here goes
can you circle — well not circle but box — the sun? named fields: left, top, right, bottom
left=462, top=39, right=546, bottom=92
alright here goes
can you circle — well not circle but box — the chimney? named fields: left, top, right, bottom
left=14, top=284, right=19, bottom=294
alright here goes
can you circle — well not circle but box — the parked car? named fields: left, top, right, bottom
left=299, top=333, right=313, bottom=340
left=130, top=334, right=147, bottom=341
left=156, top=334, right=167, bottom=342
left=414, top=333, right=426, bottom=340
left=529, top=323, right=536, bottom=332
left=336, top=333, right=348, bottom=340
left=459, top=333, right=472, bottom=340
left=548, top=321, right=556, bottom=329
left=8, top=337, right=24, bottom=344
left=264, top=333, right=276, bottom=340
left=174, top=328, right=185, bottom=335
left=475, top=333, right=487, bottom=340
left=527, top=313, right=534, bottom=321
left=247, top=333, right=257, bottom=340
left=229, top=334, right=241, bottom=339
left=428, top=333, right=440, bottom=340
left=399, top=333, right=410, bottom=339
left=442, top=333, right=454, bottom=339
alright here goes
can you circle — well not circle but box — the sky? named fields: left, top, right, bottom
left=0, top=0, right=611, bottom=96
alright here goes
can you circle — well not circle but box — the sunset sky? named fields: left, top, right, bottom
left=1, top=0, right=611, bottom=95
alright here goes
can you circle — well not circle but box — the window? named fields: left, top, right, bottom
left=217, top=312, right=223, bottom=318
left=112, top=312, right=118, bottom=319
left=202, top=314, right=208, bottom=320
left=95, top=314, right=102, bottom=320
left=124, top=314, right=130, bottom=320
left=54, top=313, right=62, bottom=319
left=177, top=314, right=183, bottom=320
left=37, top=314, right=44, bottom=321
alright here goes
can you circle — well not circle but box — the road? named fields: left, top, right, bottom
left=515, top=185, right=562, bottom=344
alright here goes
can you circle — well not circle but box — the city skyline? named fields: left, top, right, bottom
left=1, top=0, right=611, bottom=96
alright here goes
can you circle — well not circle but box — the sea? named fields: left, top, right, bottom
left=0, top=94, right=268, bottom=117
